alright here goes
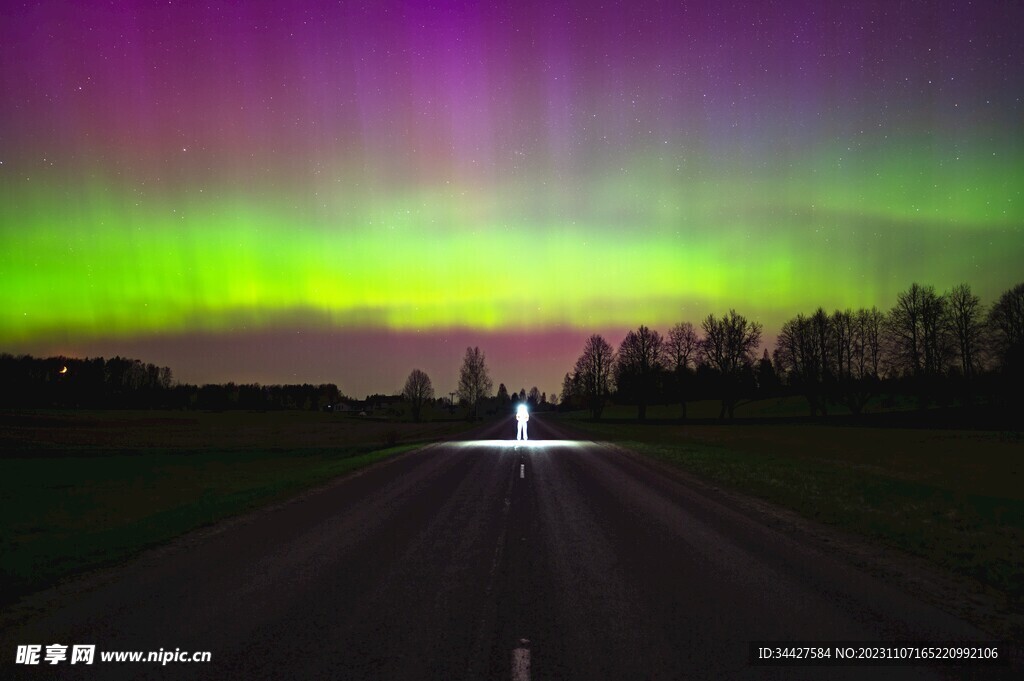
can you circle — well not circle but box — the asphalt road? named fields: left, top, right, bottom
left=2, top=416, right=1015, bottom=680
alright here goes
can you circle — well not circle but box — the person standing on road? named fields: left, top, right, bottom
left=516, top=404, right=529, bottom=441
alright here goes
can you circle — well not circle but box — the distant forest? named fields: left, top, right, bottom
left=2, top=281, right=1022, bottom=420
left=0, top=354, right=345, bottom=411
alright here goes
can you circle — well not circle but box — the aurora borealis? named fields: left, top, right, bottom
left=1, top=1, right=1022, bottom=397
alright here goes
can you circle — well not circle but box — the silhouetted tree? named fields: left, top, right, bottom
left=0, top=353, right=184, bottom=408
left=560, top=372, right=580, bottom=410
left=615, top=325, right=667, bottom=421
left=834, top=308, right=881, bottom=415
left=854, top=306, right=886, bottom=378
left=528, top=386, right=541, bottom=407
left=755, top=349, right=779, bottom=395
left=922, top=291, right=951, bottom=376
left=496, top=383, right=511, bottom=408
left=667, top=322, right=700, bottom=370
left=573, top=334, right=615, bottom=419
left=946, top=283, right=986, bottom=381
left=403, top=369, right=434, bottom=422
left=832, top=310, right=855, bottom=380
left=886, top=283, right=949, bottom=378
left=776, top=307, right=883, bottom=416
left=701, top=310, right=762, bottom=419
left=989, top=281, right=1024, bottom=379
left=667, top=321, right=699, bottom=419
left=810, top=308, right=834, bottom=396
left=886, top=283, right=951, bottom=407
left=774, top=313, right=828, bottom=416
left=457, top=347, right=493, bottom=419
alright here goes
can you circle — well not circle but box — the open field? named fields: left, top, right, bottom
left=554, top=413, right=1024, bottom=623
left=588, top=394, right=946, bottom=420
left=0, top=409, right=475, bottom=451
left=0, top=410, right=479, bottom=603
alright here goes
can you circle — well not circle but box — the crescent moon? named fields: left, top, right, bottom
left=59, top=366, right=68, bottom=374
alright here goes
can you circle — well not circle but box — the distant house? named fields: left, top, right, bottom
left=366, top=393, right=401, bottom=409
left=365, top=394, right=404, bottom=416
left=328, top=400, right=363, bottom=413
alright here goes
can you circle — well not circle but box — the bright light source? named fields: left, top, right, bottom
left=515, top=404, right=529, bottom=441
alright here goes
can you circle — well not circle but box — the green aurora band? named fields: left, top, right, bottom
left=3, top=139, right=1021, bottom=345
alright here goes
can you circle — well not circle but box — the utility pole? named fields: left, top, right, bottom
left=448, top=391, right=457, bottom=416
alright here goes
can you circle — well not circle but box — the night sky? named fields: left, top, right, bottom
left=2, top=1, right=1022, bottom=398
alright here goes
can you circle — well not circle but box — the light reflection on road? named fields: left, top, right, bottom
left=451, top=439, right=585, bottom=449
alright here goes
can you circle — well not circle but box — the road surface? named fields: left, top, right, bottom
left=2, top=416, right=1015, bottom=679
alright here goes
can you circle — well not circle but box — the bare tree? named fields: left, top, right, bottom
left=886, top=283, right=949, bottom=377
left=854, top=306, right=885, bottom=378
left=921, top=289, right=951, bottom=376
left=573, top=335, right=615, bottom=419
left=946, top=283, right=986, bottom=379
left=834, top=308, right=880, bottom=415
left=667, top=322, right=700, bottom=419
left=776, top=307, right=883, bottom=417
left=886, top=283, right=954, bottom=408
left=887, top=284, right=923, bottom=375
left=615, top=325, right=667, bottom=421
left=528, top=386, right=541, bottom=406
left=701, top=310, right=762, bottom=419
left=989, top=282, right=1024, bottom=376
left=774, top=313, right=828, bottom=416
left=667, top=322, right=700, bottom=372
left=810, top=308, right=833, bottom=384
left=457, top=346, right=493, bottom=419
left=832, top=309, right=855, bottom=380
left=774, top=308, right=833, bottom=414
left=403, top=369, right=434, bottom=422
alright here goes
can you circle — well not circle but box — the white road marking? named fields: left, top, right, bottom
left=520, top=463, right=525, bottom=478
left=512, top=640, right=531, bottom=681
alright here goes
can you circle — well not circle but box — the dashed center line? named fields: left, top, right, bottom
left=512, top=639, right=531, bottom=681
left=520, top=463, right=525, bottom=478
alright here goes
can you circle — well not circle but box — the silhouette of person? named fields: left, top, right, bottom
left=516, top=404, right=529, bottom=441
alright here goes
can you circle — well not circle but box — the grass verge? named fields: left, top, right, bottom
left=556, top=416, right=1024, bottom=617
left=0, top=410, right=481, bottom=604
left=0, top=445, right=418, bottom=603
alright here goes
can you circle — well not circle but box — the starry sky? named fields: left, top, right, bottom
left=1, top=0, right=1022, bottom=398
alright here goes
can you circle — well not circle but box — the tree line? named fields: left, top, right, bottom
left=402, top=348, right=554, bottom=422
left=5, top=280, right=1020, bottom=419
left=0, top=354, right=344, bottom=411
left=559, top=281, right=1024, bottom=420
